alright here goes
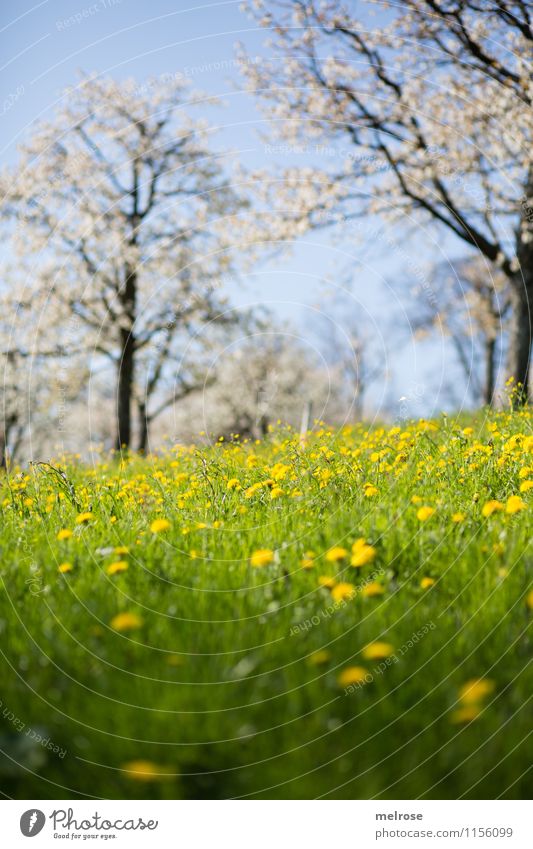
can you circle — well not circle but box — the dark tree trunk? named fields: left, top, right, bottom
left=115, top=327, right=135, bottom=450
left=115, top=268, right=136, bottom=451
left=137, top=400, right=149, bottom=453
left=507, top=275, right=532, bottom=404
left=484, top=337, right=496, bottom=407
left=507, top=174, right=533, bottom=403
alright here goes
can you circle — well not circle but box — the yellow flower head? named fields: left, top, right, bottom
left=361, top=582, right=385, bottom=598
left=519, top=480, right=533, bottom=493
left=451, top=512, right=466, bottom=523
left=307, top=650, right=331, bottom=666
left=362, top=641, right=394, bottom=660
left=363, top=484, right=378, bottom=497
left=270, top=487, right=284, bottom=499
left=337, top=666, right=368, bottom=687
left=331, top=582, right=356, bottom=602
left=57, top=529, right=73, bottom=541
left=110, top=612, right=143, bottom=632
left=318, top=575, right=336, bottom=589
left=482, top=500, right=504, bottom=517
left=107, top=560, right=129, bottom=576
left=505, top=495, right=527, bottom=514
left=121, top=761, right=169, bottom=781
left=150, top=518, right=171, bottom=534
left=351, top=541, right=377, bottom=567
left=250, top=548, right=274, bottom=567
left=458, top=678, right=495, bottom=705
left=76, top=512, right=93, bottom=524
left=420, top=577, right=435, bottom=589
left=58, top=562, right=73, bottom=574
left=450, top=705, right=482, bottom=724
left=417, top=505, right=435, bottom=521
left=325, top=546, right=348, bottom=563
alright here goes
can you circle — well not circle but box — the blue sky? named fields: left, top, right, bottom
left=0, top=0, right=473, bottom=418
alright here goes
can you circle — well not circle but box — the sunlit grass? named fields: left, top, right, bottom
left=1, top=409, right=531, bottom=799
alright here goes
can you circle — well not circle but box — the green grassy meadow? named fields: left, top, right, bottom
left=0, top=410, right=531, bottom=799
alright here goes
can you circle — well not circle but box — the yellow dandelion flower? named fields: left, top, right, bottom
left=362, top=642, right=394, bottom=660
left=361, top=582, right=385, bottom=598
left=150, top=518, right=171, bottom=533
left=337, top=666, right=368, bottom=687
left=308, top=650, right=331, bottom=666
left=76, top=512, right=93, bottom=524
left=58, top=562, right=72, bottom=574
left=417, top=505, right=435, bottom=521
left=121, top=761, right=169, bottom=781
left=56, top=529, right=73, bottom=541
left=331, top=582, right=356, bottom=602
left=325, top=546, right=348, bottom=563
left=107, top=560, right=129, bottom=576
left=227, top=478, right=240, bottom=490
left=270, top=487, right=284, bottom=499
left=482, top=500, right=504, bottom=517
left=114, top=546, right=129, bottom=555
left=364, top=484, right=378, bottom=497
left=519, top=480, right=533, bottom=493
left=351, top=543, right=377, bottom=567
left=250, top=548, right=274, bottom=567
left=450, top=705, right=482, bottom=724
left=505, top=495, right=527, bottom=514
left=318, top=575, right=336, bottom=589
left=110, top=612, right=143, bottom=632
left=458, top=678, right=495, bottom=704
left=420, top=577, right=435, bottom=589
left=451, top=512, right=466, bottom=523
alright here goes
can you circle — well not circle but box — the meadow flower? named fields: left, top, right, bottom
left=121, top=760, right=170, bottom=781
left=76, top=512, right=93, bottom=524
left=482, top=500, right=504, bottom=517
left=337, top=666, right=368, bottom=687
left=417, top=506, right=435, bottom=521
left=361, top=582, right=385, bottom=598
left=351, top=539, right=377, bottom=567
left=301, top=552, right=315, bottom=569
left=451, top=512, right=466, bottom=523
left=308, top=650, right=331, bottom=666
left=519, top=479, right=533, bottom=492
left=58, top=562, right=72, bottom=573
left=150, top=518, right=170, bottom=533
left=318, top=576, right=336, bottom=589
left=450, top=705, right=482, bottom=724
left=325, top=546, right=348, bottom=563
left=107, top=561, right=128, bottom=575
left=250, top=548, right=274, bottom=567
left=363, top=483, right=378, bottom=497
left=420, top=577, right=435, bottom=589
left=226, top=478, right=240, bottom=490
left=458, top=678, right=495, bottom=704
left=505, top=495, right=526, bottom=514
left=331, top=582, right=356, bottom=602
left=270, top=487, right=284, bottom=499
left=110, top=612, right=143, bottom=632
left=57, top=529, right=72, bottom=541
left=114, top=546, right=129, bottom=554
left=362, top=642, right=394, bottom=660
